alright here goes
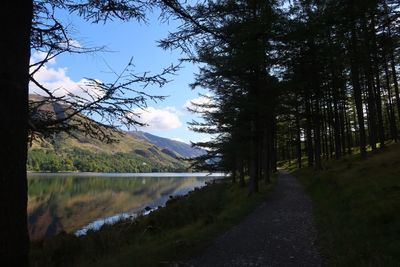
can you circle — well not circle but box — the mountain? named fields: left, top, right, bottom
left=27, top=94, right=203, bottom=172
left=128, top=131, right=206, bottom=158
left=28, top=130, right=191, bottom=172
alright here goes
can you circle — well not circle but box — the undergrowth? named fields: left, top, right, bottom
left=292, top=143, right=400, bottom=266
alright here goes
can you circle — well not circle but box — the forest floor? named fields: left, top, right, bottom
left=187, top=171, right=322, bottom=267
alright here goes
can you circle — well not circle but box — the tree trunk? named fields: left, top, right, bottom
left=322, top=104, right=329, bottom=160
left=305, top=99, right=314, bottom=166
left=333, top=87, right=342, bottom=159
left=339, top=104, right=347, bottom=155
left=270, top=116, right=278, bottom=172
left=350, top=18, right=367, bottom=158
left=390, top=51, right=400, bottom=123
left=344, top=106, right=353, bottom=154
left=295, top=101, right=302, bottom=168
left=370, top=15, right=385, bottom=148
left=361, top=15, right=377, bottom=151
left=326, top=96, right=334, bottom=159
left=249, top=120, right=259, bottom=194
left=238, top=159, right=246, bottom=188
left=231, top=158, right=237, bottom=184
left=314, top=99, right=322, bottom=169
left=352, top=103, right=360, bottom=147
left=384, top=55, right=398, bottom=140
left=0, top=2, right=33, bottom=267
left=262, top=127, right=271, bottom=184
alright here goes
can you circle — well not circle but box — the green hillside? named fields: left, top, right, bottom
left=28, top=132, right=188, bottom=172
left=292, top=143, right=400, bottom=266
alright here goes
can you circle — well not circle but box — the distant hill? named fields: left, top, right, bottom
left=28, top=130, right=190, bottom=172
left=128, top=131, right=206, bottom=158
left=27, top=94, right=203, bottom=172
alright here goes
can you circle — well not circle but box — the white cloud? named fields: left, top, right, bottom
left=164, top=106, right=184, bottom=116
left=30, top=51, right=56, bottom=65
left=64, top=39, right=82, bottom=48
left=184, top=94, right=216, bottom=113
left=171, top=137, right=185, bottom=143
left=29, top=52, right=104, bottom=101
left=133, top=107, right=182, bottom=130
left=193, top=137, right=212, bottom=143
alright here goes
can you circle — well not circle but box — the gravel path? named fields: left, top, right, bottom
left=187, top=171, right=322, bottom=267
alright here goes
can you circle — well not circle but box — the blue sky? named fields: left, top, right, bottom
left=30, top=8, right=211, bottom=144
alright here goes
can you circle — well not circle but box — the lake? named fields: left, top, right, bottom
left=27, top=172, right=226, bottom=240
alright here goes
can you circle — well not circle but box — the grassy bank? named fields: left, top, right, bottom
left=30, top=178, right=274, bottom=267
left=292, top=143, right=400, bottom=266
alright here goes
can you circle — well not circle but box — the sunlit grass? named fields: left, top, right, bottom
left=291, top=142, right=400, bottom=266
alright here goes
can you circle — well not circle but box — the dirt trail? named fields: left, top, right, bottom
left=188, top=171, right=322, bottom=267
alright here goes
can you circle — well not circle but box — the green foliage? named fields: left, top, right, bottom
left=30, top=178, right=274, bottom=267
left=27, top=147, right=187, bottom=173
left=293, top=143, right=400, bottom=266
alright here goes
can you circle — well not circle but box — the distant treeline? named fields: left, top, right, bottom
left=27, top=148, right=187, bottom=173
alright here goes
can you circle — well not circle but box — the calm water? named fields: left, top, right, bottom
left=27, top=172, right=225, bottom=240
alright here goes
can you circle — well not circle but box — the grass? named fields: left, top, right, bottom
left=30, top=177, right=275, bottom=267
left=291, top=143, right=400, bottom=266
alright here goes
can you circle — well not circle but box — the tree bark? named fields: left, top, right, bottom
left=0, top=1, right=33, bottom=266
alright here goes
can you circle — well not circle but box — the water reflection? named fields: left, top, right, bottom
left=27, top=173, right=221, bottom=240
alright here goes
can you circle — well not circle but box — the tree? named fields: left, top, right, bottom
left=1, top=0, right=180, bottom=265
left=161, top=0, right=281, bottom=192
left=0, top=2, right=33, bottom=266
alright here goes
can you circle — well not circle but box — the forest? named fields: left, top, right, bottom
left=27, top=148, right=187, bottom=172
left=177, top=0, right=400, bottom=194
left=1, top=0, right=399, bottom=266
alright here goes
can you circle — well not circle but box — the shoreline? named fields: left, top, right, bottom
left=27, top=171, right=229, bottom=177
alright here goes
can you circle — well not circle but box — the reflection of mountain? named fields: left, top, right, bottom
left=28, top=200, right=63, bottom=240
left=27, top=175, right=211, bottom=240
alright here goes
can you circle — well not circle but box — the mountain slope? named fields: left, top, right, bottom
left=28, top=131, right=194, bottom=172
left=28, top=94, right=202, bottom=172
left=128, top=131, right=205, bottom=158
